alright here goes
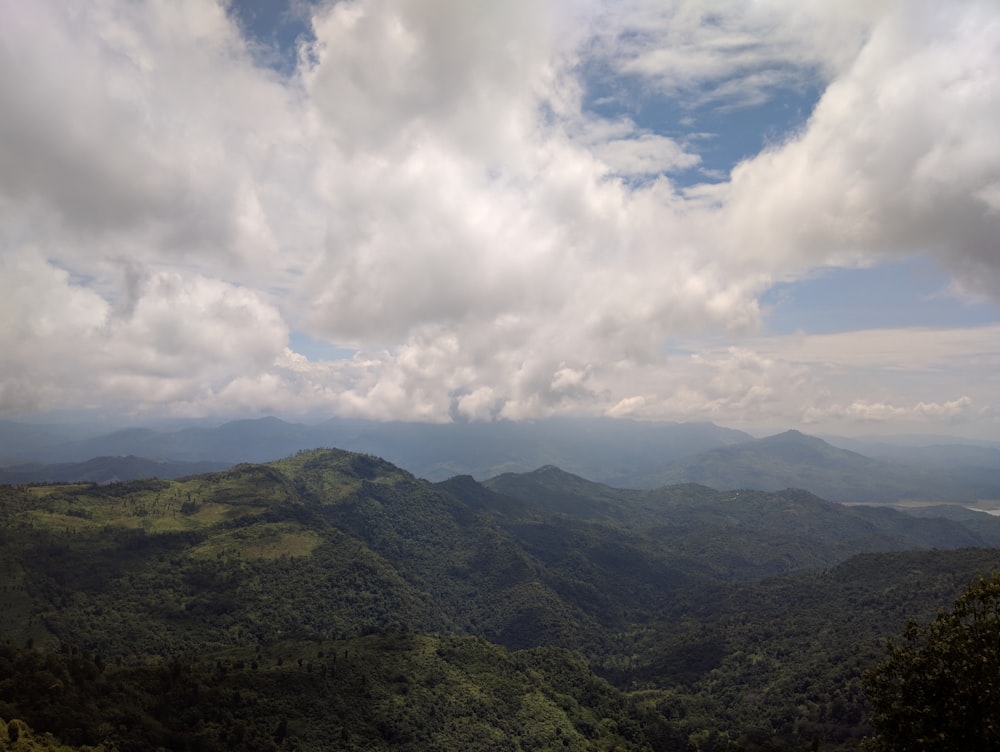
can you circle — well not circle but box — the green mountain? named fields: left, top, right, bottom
left=3, top=448, right=1000, bottom=751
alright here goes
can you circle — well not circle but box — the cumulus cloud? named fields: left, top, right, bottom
left=592, top=133, right=701, bottom=176
left=0, top=251, right=287, bottom=415
left=0, top=251, right=111, bottom=413
left=588, top=0, right=878, bottom=105
left=0, top=0, right=316, bottom=279
left=718, top=0, right=1000, bottom=293
left=803, top=396, right=978, bottom=426
left=0, top=0, right=998, bottom=436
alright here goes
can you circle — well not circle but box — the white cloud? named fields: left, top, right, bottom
left=718, top=0, right=1000, bottom=294
left=0, top=251, right=111, bottom=413
left=104, top=271, right=288, bottom=377
left=803, top=396, right=978, bottom=426
left=588, top=0, right=879, bottom=105
left=746, top=326, right=1000, bottom=430
left=0, top=251, right=288, bottom=415
left=0, top=0, right=998, bottom=438
left=592, top=133, right=701, bottom=176
left=768, top=323, right=1000, bottom=376
left=302, top=0, right=580, bottom=162
left=0, top=0, right=318, bottom=283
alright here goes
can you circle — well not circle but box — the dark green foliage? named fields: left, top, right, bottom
left=486, top=469, right=993, bottom=581
left=864, top=573, right=1000, bottom=751
left=602, top=549, right=1000, bottom=750
left=3, top=449, right=1000, bottom=751
left=0, top=633, right=678, bottom=752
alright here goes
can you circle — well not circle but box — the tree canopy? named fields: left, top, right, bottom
left=864, top=573, right=1000, bottom=751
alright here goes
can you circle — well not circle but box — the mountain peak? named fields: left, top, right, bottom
left=762, top=429, right=814, bottom=442
left=534, top=464, right=573, bottom=475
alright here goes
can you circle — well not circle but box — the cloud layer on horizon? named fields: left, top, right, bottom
left=1, top=0, right=998, bottom=435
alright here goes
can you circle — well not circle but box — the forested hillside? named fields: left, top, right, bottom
left=2, top=448, right=998, bottom=750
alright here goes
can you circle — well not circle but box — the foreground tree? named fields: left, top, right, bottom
left=863, top=573, right=1000, bottom=751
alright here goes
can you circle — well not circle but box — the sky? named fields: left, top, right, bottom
left=1, top=0, right=999, bottom=438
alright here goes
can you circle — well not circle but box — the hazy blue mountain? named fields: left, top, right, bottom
left=831, top=439, right=1000, bottom=468
left=328, top=416, right=754, bottom=483
left=627, top=429, right=1000, bottom=502
left=5, top=418, right=998, bottom=501
left=824, top=432, right=1000, bottom=450
left=0, top=418, right=166, bottom=463
left=2, top=415, right=753, bottom=482
left=0, top=420, right=88, bottom=464
left=0, top=455, right=230, bottom=485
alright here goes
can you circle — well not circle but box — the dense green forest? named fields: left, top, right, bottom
left=2, top=448, right=999, bottom=750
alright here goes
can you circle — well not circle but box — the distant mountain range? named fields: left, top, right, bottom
left=1, top=416, right=999, bottom=503
left=0, top=416, right=751, bottom=482
left=634, top=429, right=1000, bottom=503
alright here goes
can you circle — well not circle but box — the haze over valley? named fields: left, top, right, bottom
left=3, top=416, right=1000, bottom=505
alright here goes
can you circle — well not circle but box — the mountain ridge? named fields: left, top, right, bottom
left=4, top=417, right=999, bottom=504
left=635, top=429, right=1000, bottom=502
left=4, top=447, right=1000, bottom=751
